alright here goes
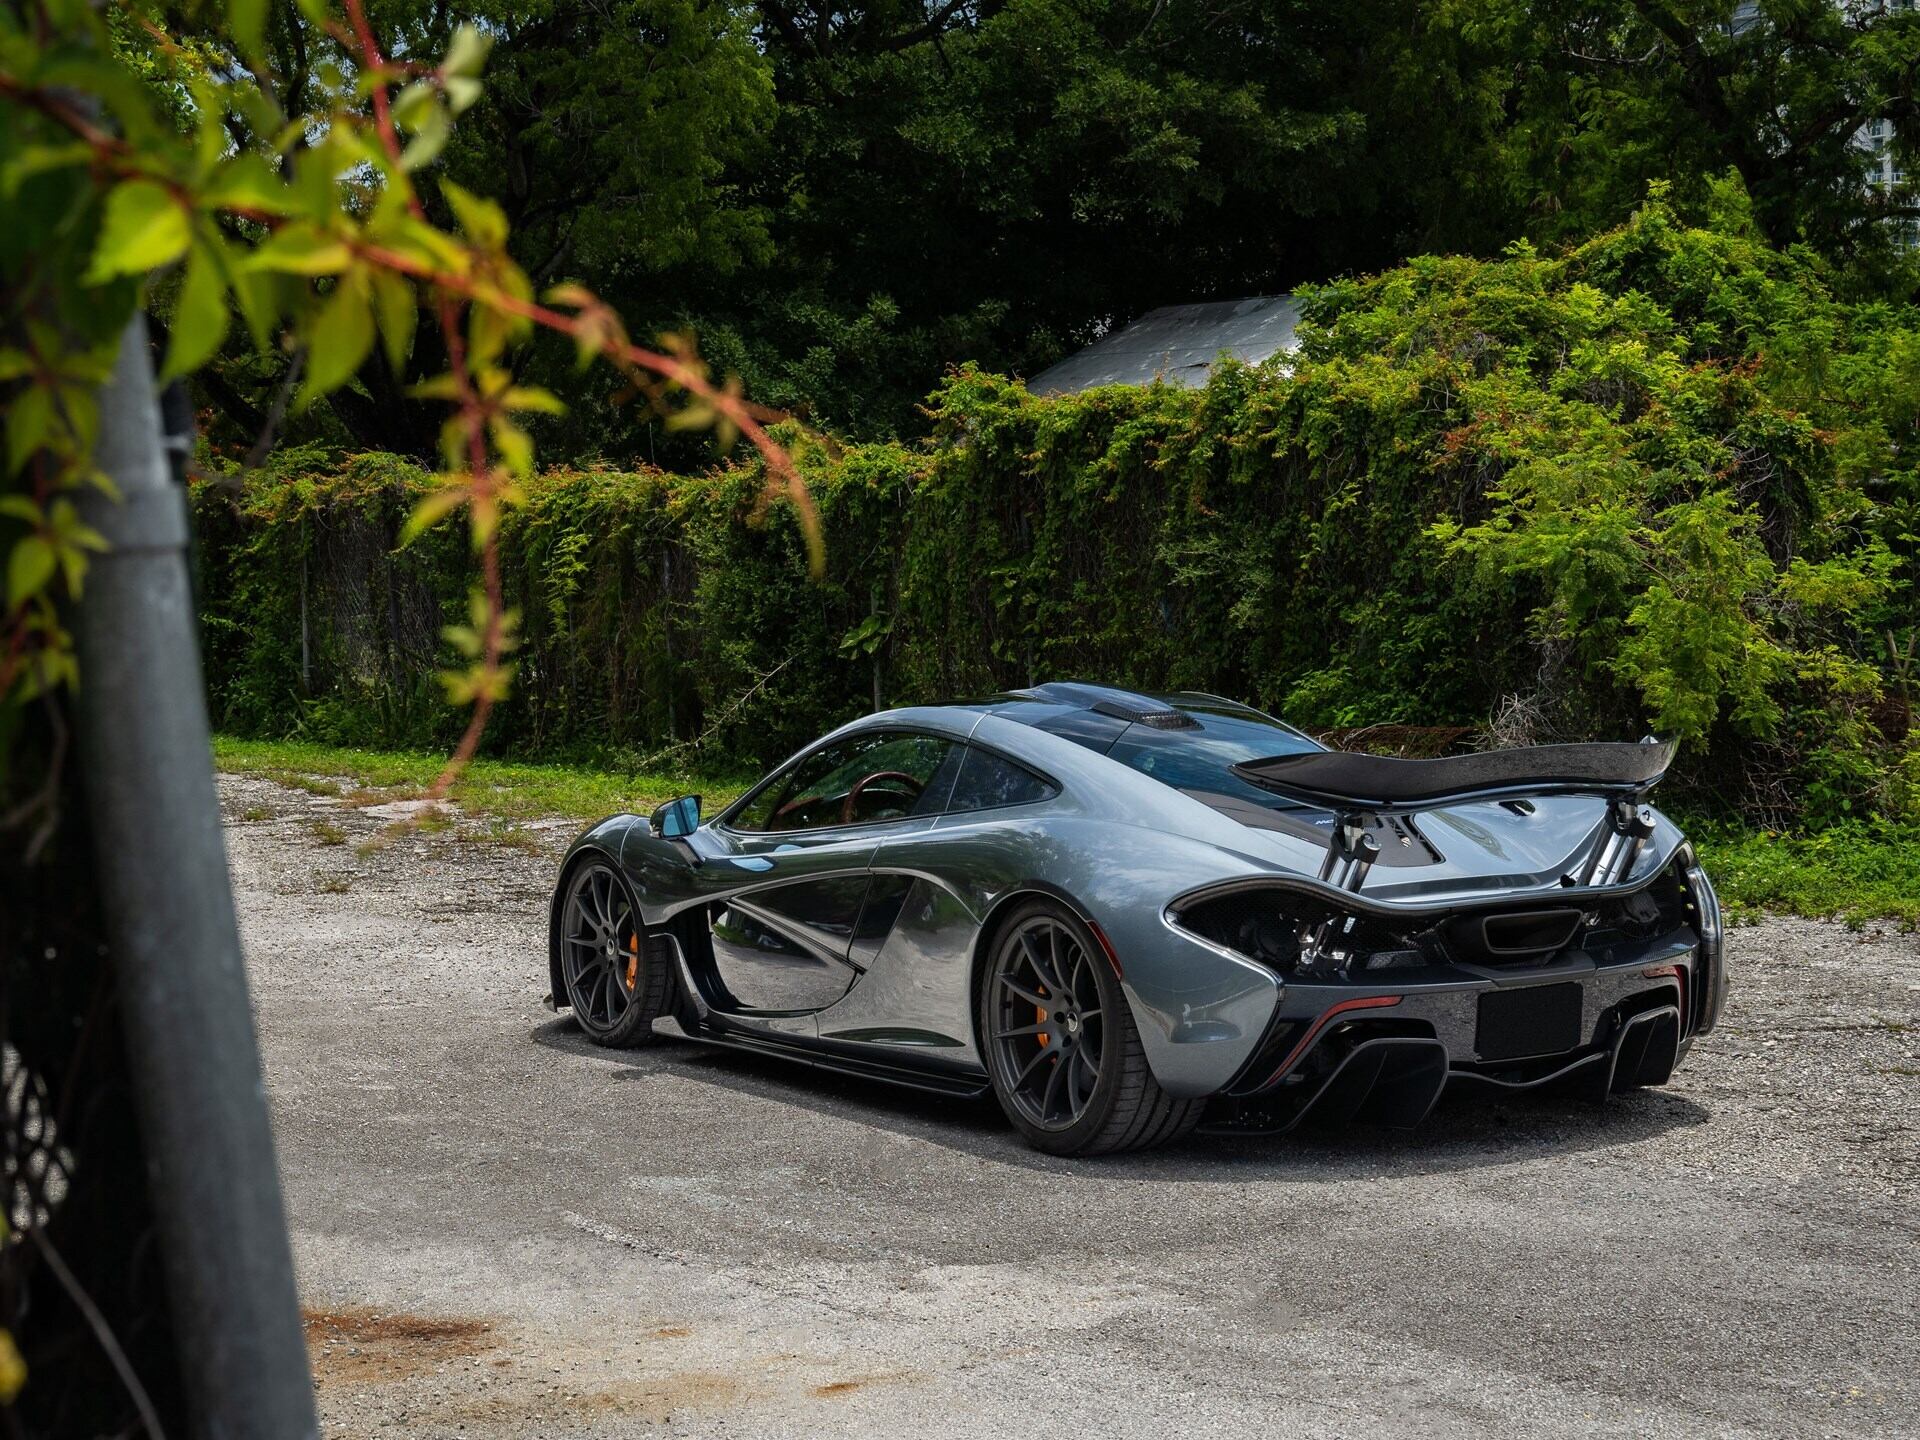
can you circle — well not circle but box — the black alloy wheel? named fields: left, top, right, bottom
left=560, top=859, right=672, bottom=1046
left=981, top=900, right=1202, bottom=1156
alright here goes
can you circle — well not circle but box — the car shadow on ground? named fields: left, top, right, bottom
left=530, top=1017, right=1712, bottom=1182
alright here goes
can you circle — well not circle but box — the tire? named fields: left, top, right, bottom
left=979, top=900, right=1203, bottom=1156
left=556, top=857, right=674, bottom=1047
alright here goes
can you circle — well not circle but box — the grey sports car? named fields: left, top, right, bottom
left=546, top=683, right=1727, bottom=1155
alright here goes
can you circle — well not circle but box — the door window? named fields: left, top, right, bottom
left=729, top=731, right=962, bottom=833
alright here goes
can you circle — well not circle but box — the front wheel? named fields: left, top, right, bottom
left=979, top=901, right=1203, bottom=1156
left=558, top=859, right=673, bottom=1047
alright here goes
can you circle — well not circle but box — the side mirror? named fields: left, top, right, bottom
left=651, top=794, right=701, bottom=840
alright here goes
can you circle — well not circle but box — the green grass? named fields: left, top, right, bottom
left=1694, top=823, right=1920, bottom=929
left=210, top=734, right=750, bottom=824
left=214, top=735, right=1919, bottom=926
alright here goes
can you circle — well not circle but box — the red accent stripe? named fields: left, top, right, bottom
left=1087, top=920, right=1123, bottom=978
left=1258, top=993, right=1402, bottom=1090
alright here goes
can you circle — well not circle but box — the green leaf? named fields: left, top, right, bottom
left=7, top=535, right=55, bottom=610
left=501, top=385, right=565, bottom=415
left=444, top=24, right=492, bottom=78
left=440, top=180, right=508, bottom=250
left=369, top=269, right=417, bottom=371
left=399, top=485, right=468, bottom=546
left=230, top=0, right=268, bottom=59
left=294, top=0, right=328, bottom=24
left=2, top=143, right=92, bottom=198
left=84, top=180, right=191, bottom=284
left=392, top=81, right=437, bottom=131
left=6, top=386, right=54, bottom=475
left=444, top=76, right=483, bottom=116
left=161, top=241, right=230, bottom=381
left=490, top=416, right=533, bottom=477
left=224, top=245, right=281, bottom=352
left=400, top=102, right=451, bottom=172
left=298, top=280, right=375, bottom=405
left=407, top=373, right=463, bottom=401
left=244, top=225, right=352, bottom=275
left=204, top=153, right=298, bottom=215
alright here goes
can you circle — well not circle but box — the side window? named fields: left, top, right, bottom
left=947, top=745, right=1056, bottom=814
left=729, top=731, right=962, bottom=833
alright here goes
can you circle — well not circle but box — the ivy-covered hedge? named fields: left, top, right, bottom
left=192, top=196, right=1918, bottom=826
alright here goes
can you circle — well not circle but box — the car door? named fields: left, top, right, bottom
left=702, top=731, right=964, bottom=1021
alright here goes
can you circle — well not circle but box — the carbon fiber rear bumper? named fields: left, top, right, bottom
left=1198, top=940, right=1699, bottom=1135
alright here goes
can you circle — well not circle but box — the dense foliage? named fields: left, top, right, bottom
left=0, top=0, right=804, bottom=800
left=198, top=198, right=1918, bottom=827
left=111, top=0, right=1920, bottom=457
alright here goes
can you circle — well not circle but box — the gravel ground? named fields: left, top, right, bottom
left=221, top=772, right=1920, bottom=1440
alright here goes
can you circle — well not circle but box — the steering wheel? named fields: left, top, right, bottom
left=842, top=770, right=923, bottom=825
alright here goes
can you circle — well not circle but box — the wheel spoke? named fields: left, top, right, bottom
left=998, top=974, right=1048, bottom=1008
left=1074, top=1043, right=1099, bottom=1089
left=1041, top=1052, right=1067, bottom=1119
left=1018, top=932, right=1053, bottom=992
left=1067, top=1048, right=1092, bottom=1111
left=994, top=1022, right=1049, bottom=1039
left=1045, top=927, right=1069, bottom=993
left=1013, top=1045, right=1051, bottom=1088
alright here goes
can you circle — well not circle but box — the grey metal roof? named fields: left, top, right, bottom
left=1026, top=295, right=1301, bottom=396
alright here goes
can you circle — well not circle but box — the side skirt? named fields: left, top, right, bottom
left=654, top=1015, right=992, bottom=1101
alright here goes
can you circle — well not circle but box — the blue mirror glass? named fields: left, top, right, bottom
left=652, top=795, right=701, bottom=839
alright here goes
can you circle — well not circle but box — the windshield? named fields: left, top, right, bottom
left=1108, top=703, right=1320, bottom=809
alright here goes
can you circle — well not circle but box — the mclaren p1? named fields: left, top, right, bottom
left=545, top=683, right=1726, bottom=1155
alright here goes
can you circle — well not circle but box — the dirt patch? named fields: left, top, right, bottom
left=305, top=1305, right=498, bottom=1385
left=440, top=1368, right=748, bottom=1430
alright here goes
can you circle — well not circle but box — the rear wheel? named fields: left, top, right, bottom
left=559, top=859, right=673, bottom=1047
left=980, top=901, right=1203, bottom=1156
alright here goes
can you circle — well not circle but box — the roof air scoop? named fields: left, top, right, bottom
left=1091, top=701, right=1198, bottom=729
left=1017, top=681, right=1200, bottom=728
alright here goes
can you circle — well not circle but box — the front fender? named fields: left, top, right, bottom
left=548, top=814, right=648, bottom=1008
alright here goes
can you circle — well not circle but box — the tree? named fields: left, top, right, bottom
left=1483, top=0, right=1920, bottom=269
left=1, top=0, right=812, bottom=797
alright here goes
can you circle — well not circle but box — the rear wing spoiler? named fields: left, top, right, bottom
left=1231, top=738, right=1675, bottom=898
left=1230, top=738, right=1675, bottom=810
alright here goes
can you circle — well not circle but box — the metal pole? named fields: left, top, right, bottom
left=71, top=316, right=319, bottom=1440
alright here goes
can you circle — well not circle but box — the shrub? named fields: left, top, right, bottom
left=194, top=195, right=1915, bottom=824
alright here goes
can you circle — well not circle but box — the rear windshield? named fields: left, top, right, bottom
left=1108, top=704, right=1320, bottom=809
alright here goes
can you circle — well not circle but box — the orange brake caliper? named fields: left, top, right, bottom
left=624, top=930, right=640, bottom=991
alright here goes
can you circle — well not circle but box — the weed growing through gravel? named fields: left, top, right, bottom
left=317, top=878, right=352, bottom=895
left=463, top=819, right=545, bottom=854
left=269, top=771, right=343, bottom=798
left=308, top=820, right=348, bottom=847
left=238, top=804, right=273, bottom=822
